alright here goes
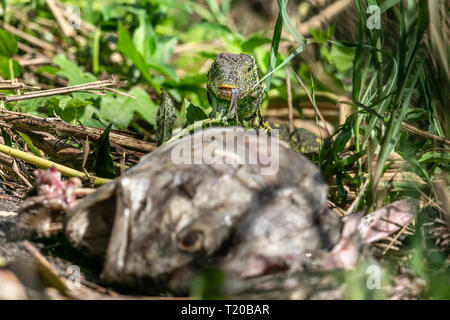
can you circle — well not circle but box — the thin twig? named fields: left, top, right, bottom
left=0, top=22, right=56, bottom=53
left=23, top=241, right=74, bottom=298
left=104, top=87, right=137, bottom=99
left=11, top=158, right=32, bottom=188
left=345, top=178, right=370, bottom=215
left=381, top=222, right=411, bottom=256
left=46, top=0, right=76, bottom=37
left=402, top=122, right=450, bottom=146
left=290, top=66, right=332, bottom=136
left=16, top=56, right=52, bottom=67
left=0, top=79, right=41, bottom=90
left=0, top=78, right=127, bottom=102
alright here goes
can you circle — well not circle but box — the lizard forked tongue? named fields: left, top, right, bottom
left=227, top=88, right=239, bottom=123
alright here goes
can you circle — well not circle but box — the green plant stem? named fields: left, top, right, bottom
left=354, top=113, right=363, bottom=203
left=8, top=58, right=14, bottom=80
left=0, top=143, right=112, bottom=185
left=93, top=28, right=101, bottom=74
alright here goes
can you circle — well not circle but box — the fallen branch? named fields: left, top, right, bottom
left=0, top=21, right=57, bottom=53
left=0, top=109, right=157, bottom=153
left=402, top=122, right=450, bottom=147
left=0, top=79, right=41, bottom=91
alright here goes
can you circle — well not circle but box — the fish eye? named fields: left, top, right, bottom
left=177, top=228, right=204, bottom=253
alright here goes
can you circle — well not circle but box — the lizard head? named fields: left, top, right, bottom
left=207, top=52, right=260, bottom=101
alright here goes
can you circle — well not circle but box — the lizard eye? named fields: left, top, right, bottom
left=247, top=65, right=253, bottom=73
left=177, top=228, right=205, bottom=253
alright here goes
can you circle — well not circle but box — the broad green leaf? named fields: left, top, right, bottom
left=148, top=60, right=178, bottom=80
left=132, top=10, right=156, bottom=61
left=54, top=54, right=97, bottom=85
left=419, top=151, right=450, bottom=164
left=329, top=45, right=355, bottom=76
left=333, top=123, right=353, bottom=159
left=17, top=131, right=41, bottom=156
left=241, top=33, right=272, bottom=53
left=1, top=128, right=12, bottom=146
left=117, top=22, right=161, bottom=93
left=156, top=89, right=176, bottom=145
left=53, top=55, right=99, bottom=100
left=186, top=102, right=208, bottom=124
left=100, top=94, right=132, bottom=129
left=152, top=36, right=178, bottom=65
left=93, top=124, right=116, bottom=179
left=16, top=94, right=95, bottom=125
left=35, top=65, right=59, bottom=75
left=0, top=29, right=17, bottom=58
left=60, top=105, right=95, bottom=124
left=126, top=86, right=158, bottom=125
left=16, top=97, right=49, bottom=113
left=100, top=87, right=158, bottom=129
left=310, top=27, right=334, bottom=43
left=75, top=105, right=103, bottom=128
left=58, top=96, right=86, bottom=110
left=0, top=56, right=22, bottom=78
left=264, top=14, right=282, bottom=93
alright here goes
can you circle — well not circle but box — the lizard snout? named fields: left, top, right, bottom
left=218, top=84, right=238, bottom=99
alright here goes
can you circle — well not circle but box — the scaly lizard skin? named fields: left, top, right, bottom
left=207, top=52, right=271, bottom=131
left=207, top=52, right=320, bottom=153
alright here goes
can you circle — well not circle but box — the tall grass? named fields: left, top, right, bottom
left=317, top=0, right=448, bottom=211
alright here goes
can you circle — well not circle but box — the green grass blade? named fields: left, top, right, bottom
left=276, top=0, right=305, bottom=44
left=265, top=0, right=307, bottom=93
left=92, top=28, right=101, bottom=74
left=204, top=0, right=228, bottom=26
left=371, top=60, right=425, bottom=204
left=259, top=44, right=306, bottom=91
left=264, top=14, right=283, bottom=93
left=380, top=0, right=402, bottom=13
left=117, top=22, right=161, bottom=94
